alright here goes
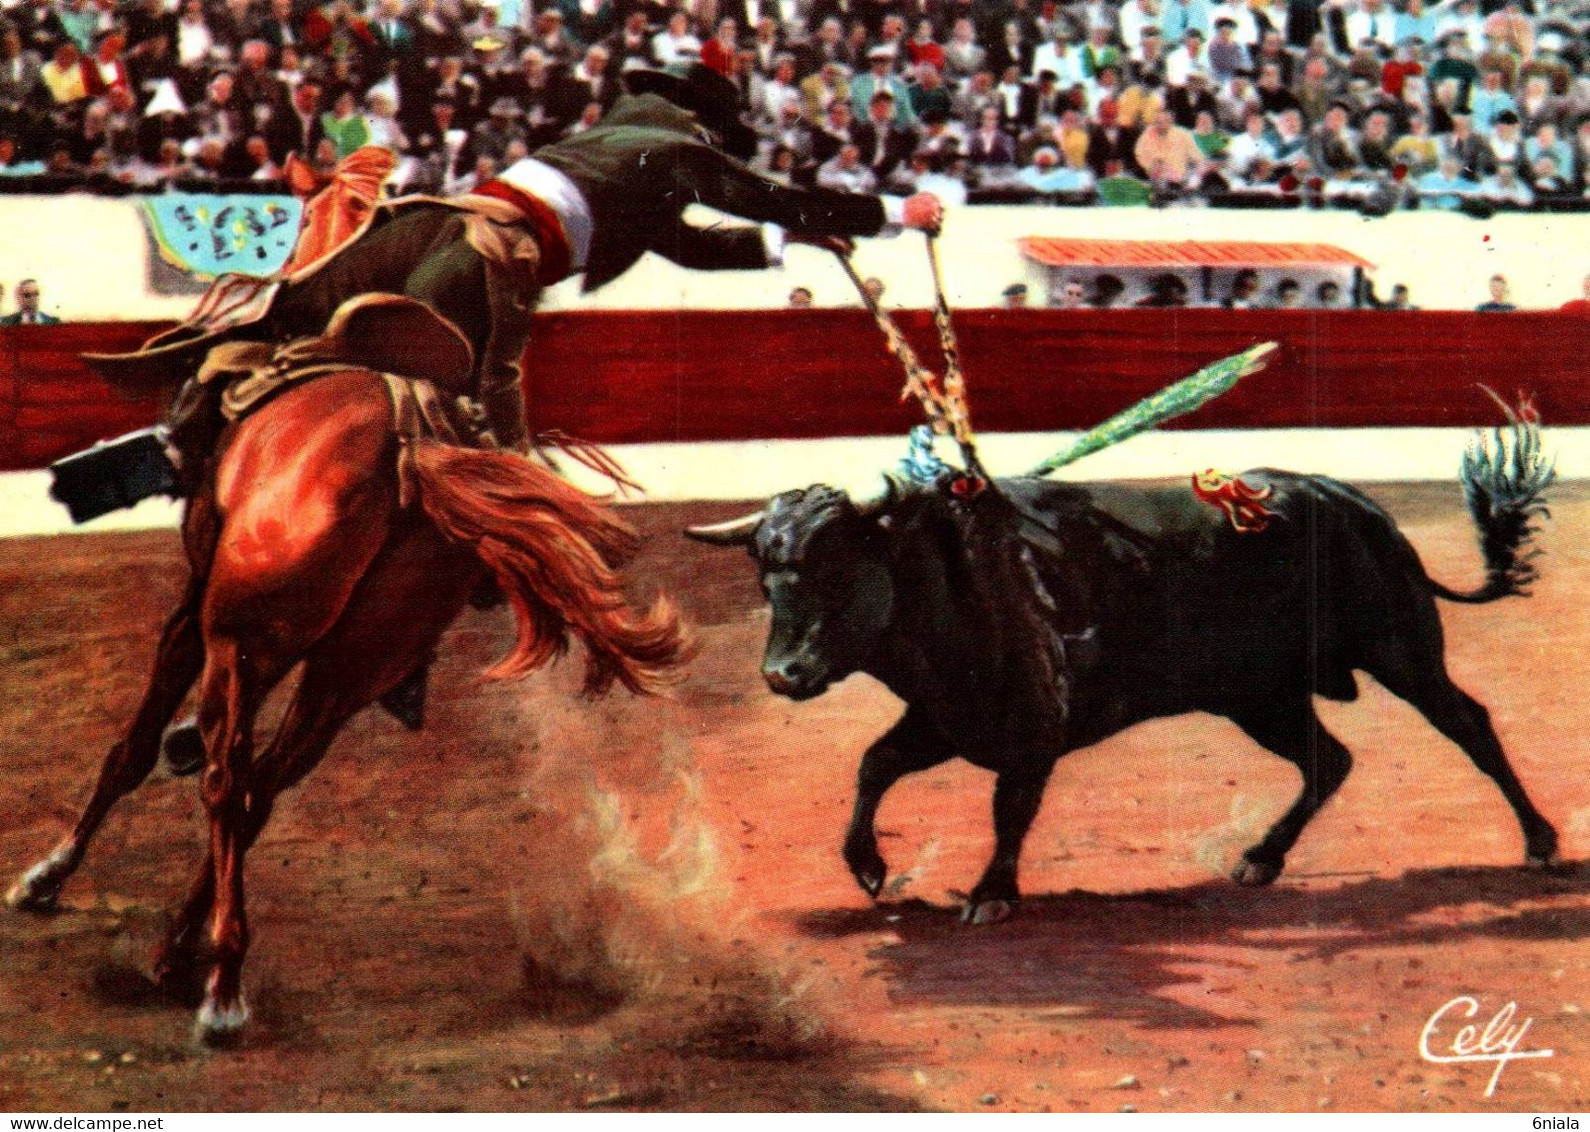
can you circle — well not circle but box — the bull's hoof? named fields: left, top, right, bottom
left=161, top=719, right=206, bottom=777
left=1231, top=857, right=1283, bottom=887
left=961, top=898, right=1016, bottom=926
left=7, top=861, right=65, bottom=913
left=845, top=848, right=888, bottom=899
left=194, top=995, right=250, bottom=1048
left=1526, top=851, right=1569, bottom=873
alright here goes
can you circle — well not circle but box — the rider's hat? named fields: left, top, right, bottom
left=623, top=62, right=758, bottom=160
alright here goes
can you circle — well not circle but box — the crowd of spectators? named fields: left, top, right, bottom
left=1, top=0, right=1589, bottom=208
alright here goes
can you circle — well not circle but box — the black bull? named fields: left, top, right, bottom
left=688, top=456, right=1560, bottom=925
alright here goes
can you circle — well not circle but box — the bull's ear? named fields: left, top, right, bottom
left=685, top=510, right=764, bottom=546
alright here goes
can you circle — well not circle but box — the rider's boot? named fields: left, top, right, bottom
left=164, top=377, right=226, bottom=495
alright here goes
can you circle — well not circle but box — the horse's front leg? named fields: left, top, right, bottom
left=9, top=588, right=204, bottom=912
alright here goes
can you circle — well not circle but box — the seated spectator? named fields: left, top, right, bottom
left=1359, top=109, right=1397, bottom=172
left=1089, top=273, right=1127, bottom=307
left=320, top=87, right=371, bottom=159
left=1192, top=109, right=1228, bottom=159
left=1018, top=145, right=1095, bottom=192
left=1475, top=273, right=1516, bottom=311
left=1223, top=268, right=1261, bottom=307
left=1469, top=67, right=1516, bottom=131
left=816, top=142, right=877, bottom=193
left=1271, top=277, right=1303, bottom=308
left=1086, top=101, right=1141, bottom=178
left=1558, top=274, right=1590, bottom=314
left=2, top=278, right=59, bottom=324
left=965, top=104, right=1015, bottom=166
left=854, top=90, right=917, bottom=182
left=1489, top=109, right=1525, bottom=171
left=1096, top=159, right=1153, bottom=204
left=1308, top=102, right=1362, bottom=178
left=40, top=41, right=89, bottom=106
left=908, top=63, right=953, bottom=122
left=1315, top=280, right=1344, bottom=308
left=1441, top=113, right=1496, bottom=180
left=800, top=61, right=850, bottom=126
left=1268, top=108, right=1309, bottom=172
left=1167, top=69, right=1219, bottom=128
left=1225, top=111, right=1273, bottom=179
left=1387, top=283, right=1418, bottom=309
left=1388, top=110, right=1440, bottom=176
left=1479, top=162, right=1533, bottom=206
left=1524, top=122, right=1571, bottom=186
left=788, top=286, right=814, bottom=308
left=1417, top=155, right=1479, bottom=208
left=852, top=46, right=916, bottom=129
left=1137, top=272, right=1190, bottom=306
left=0, top=134, right=46, bottom=176
left=1049, top=276, right=1088, bottom=308
left=1206, top=18, right=1250, bottom=84
left=1516, top=74, right=1563, bottom=135
left=1002, top=282, right=1029, bottom=308
left=1529, top=154, right=1568, bottom=197
left=241, top=133, right=281, bottom=179
left=889, top=148, right=970, bottom=202
left=1134, top=108, right=1205, bottom=187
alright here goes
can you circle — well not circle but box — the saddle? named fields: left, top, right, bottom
left=190, top=293, right=492, bottom=506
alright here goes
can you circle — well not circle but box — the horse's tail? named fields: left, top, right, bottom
left=410, top=442, right=690, bottom=695
left=1429, top=393, right=1555, bottom=605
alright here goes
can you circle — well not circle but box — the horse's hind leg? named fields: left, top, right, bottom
left=1228, top=698, right=1354, bottom=886
left=8, top=583, right=205, bottom=912
left=158, top=523, right=474, bottom=1001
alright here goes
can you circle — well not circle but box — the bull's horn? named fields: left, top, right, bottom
left=848, top=472, right=902, bottom=516
left=684, top=510, right=765, bottom=545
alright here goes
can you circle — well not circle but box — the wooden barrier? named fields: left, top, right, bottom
left=2, top=309, right=1587, bottom=471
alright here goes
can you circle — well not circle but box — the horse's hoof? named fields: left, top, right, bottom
left=961, top=898, right=1015, bottom=926
left=194, top=996, right=249, bottom=1048
left=7, top=862, right=63, bottom=913
left=1231, top=857, right=1282, bottom=887
left=161, top=720, right=206, bottom=777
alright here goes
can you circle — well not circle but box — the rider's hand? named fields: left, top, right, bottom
left=902, top=192, right=944, bottom=233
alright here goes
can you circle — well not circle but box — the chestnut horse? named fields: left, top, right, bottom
left=7, top=364, right=685, bottom=1043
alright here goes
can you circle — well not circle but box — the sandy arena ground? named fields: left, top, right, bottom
left=0, top=482, right=1587, bottom=1113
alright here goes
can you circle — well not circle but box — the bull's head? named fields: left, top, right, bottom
left=686, top=476, right=901, bottom=701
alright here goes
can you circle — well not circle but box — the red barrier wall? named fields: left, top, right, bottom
left=2, top=309, right=1587, bottom=471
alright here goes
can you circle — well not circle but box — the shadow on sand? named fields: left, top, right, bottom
left=799, top=862, right=1588, bottom=1029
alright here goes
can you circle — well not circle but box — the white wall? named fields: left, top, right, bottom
left=2, top=193, right=1587, bottom=319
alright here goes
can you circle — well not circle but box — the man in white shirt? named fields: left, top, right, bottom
left=1030, top=30, right=1087, bottom=87
left=1164, top=27, right=1207, bottom=87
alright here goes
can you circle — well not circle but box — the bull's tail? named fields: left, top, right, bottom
left=1430, top=394, right=1555, bottom=605
left=411, top=441, right=690, bottom=695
